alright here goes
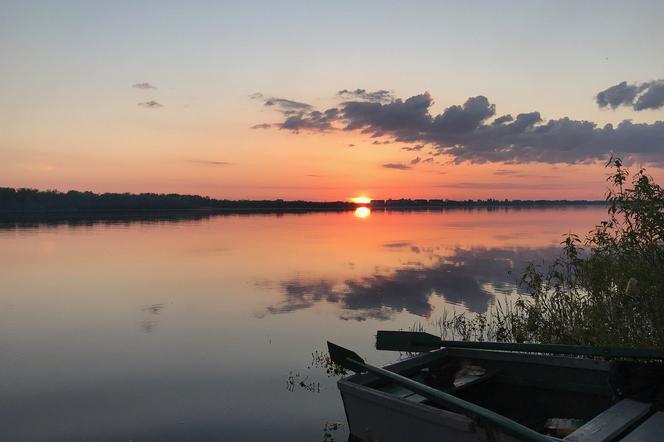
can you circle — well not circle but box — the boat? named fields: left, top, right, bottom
left=329, top=333, right=664, bottom=441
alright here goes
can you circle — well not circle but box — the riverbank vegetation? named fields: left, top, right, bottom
left=434, top=159, right=664, bottom=348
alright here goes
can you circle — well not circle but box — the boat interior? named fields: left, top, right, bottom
left=345, top=348, right=664, bottom=440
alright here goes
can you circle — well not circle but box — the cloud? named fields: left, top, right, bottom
left=255, top=90, right=664, bottom=165
left=137, top=100, right=163, bottom=108
left=383, top=241, right=412, bottom=248
left=597, top=79, right=664, bottom=111
left=251, top=93, right=340, bottom=131
left=189, top=160, right=230, bottom=166
left=250, top=123, right=273, bottom=129
left=132, top=82, right=156, bottom=90
left=410, top=156, right=421, bottom=165
left=402, top=144, right=425, bottom=151
left=635, top=81, right=664, bottom=111
left=493, top=169, right=519, bottom=176
left=382, top=162, right=411, bottom=170
left=250, top=92, right=313, bottom=114
left=338, top=88, right=394, bottom=103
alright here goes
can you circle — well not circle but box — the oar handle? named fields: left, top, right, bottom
left=376, top=330, right=664, bottom=359
left=440, top=340, right=664, bottom=359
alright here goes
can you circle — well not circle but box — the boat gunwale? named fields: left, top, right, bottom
left=345, top=347, right=610, bottom=388
left=338, top=379, right=477, bottom=433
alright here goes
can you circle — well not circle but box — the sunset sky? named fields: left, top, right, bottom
left=2, top=1, right=664, bottom=200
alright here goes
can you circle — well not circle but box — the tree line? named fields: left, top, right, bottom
left=0, top=187, right=605, bottom=213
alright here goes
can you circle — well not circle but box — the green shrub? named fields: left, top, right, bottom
left=438, top=159, right=664, bottom=348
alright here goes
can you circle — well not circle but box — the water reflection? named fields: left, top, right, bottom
left=353, top=207, right=371, bottom=219
left=0, top=207, right=605, bottom=441
left=264, top=246, right=559, bottom=320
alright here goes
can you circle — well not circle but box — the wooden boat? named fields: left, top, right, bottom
left=333, top=338, right=664, bottom=441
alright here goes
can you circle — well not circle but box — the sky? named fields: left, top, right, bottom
left=1, top=0, right=664, bottom=201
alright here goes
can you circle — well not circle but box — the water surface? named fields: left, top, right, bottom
left=0, top=207, right=605, bottom=441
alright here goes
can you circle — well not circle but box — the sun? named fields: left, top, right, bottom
left=351, top=196, right=371, bottom=204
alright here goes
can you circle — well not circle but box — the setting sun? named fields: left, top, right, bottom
left=351, top=196, right=372, bottom=204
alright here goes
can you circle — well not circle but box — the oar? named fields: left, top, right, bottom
left=327, top=341, right=553, bottom=442
left=376, top=330, right=664, bottom=359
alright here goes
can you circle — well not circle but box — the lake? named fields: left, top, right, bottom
left=0, top=206, right=606, bottom=441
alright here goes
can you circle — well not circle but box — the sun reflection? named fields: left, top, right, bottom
left=354, top=206, right=371, bottom=219
left=351, top=196, right=371, bottom=204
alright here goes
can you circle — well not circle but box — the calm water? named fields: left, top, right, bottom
left=0, top=207, right=605, bottom=441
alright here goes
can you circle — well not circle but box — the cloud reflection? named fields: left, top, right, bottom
left=264, top=246, right=559, bottom=320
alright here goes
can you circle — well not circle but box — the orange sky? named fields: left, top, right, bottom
left=2, top=2, right=663, bottom=201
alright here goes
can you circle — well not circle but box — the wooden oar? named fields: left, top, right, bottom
left=327, top=341, right=553, bottom=442
left=375, top=330, right=664, bottom=359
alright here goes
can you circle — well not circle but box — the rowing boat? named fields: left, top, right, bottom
left=331, top=335, right=664, bottom=441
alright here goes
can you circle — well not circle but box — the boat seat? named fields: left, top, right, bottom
left=377, top=368, right=499, bottom=405
left=446, top=369, right=499, bottom=394
left=620, top=411, right=664, bottom=441
left=564, top=399, right=651, bottom=442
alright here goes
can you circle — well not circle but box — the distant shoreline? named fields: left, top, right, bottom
left=0, top=201, right=609, bottom=217
left=1, top=187, right=607, bottom=215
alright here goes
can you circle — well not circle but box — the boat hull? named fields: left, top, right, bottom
left=338, top=348, right=611, bottom=441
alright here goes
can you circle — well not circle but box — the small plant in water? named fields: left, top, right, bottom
left=322, top=421, right=344, bottom=442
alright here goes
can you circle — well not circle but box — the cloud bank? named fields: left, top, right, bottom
left=252, top=89, right=664, bottom=165
left=597, top=79, right=664, bottom=111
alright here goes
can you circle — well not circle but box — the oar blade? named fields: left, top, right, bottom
left=327, top=341, right=366, bottom=372
left=376, top=330, right=442, bottom=352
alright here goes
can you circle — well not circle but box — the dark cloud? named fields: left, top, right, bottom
left=597, top=79, right=664, bottom=111
left=372, top=140, right=391, bottom=145
left=382, top=163, right=411, bottom=170
left=137, top=100, right=163, bottom=108
left=251, top=93, right=339, bottom=131
left=338, top=88, right=394, bottom=103
left=635, top=81, right=664, bottom=111
left=281, top=108, right=338, bottom=132
left=132, top=82, right=156, bottom=90
left=264, top=246, right=559, bottom=320
left=493, top=114, right=514, bottom=125
left=255, top=90, right=664, bottom=165
left=250, top=123, right=273, bottom=130
left=402, top=144, right=425, bottom=151
left=250, top=92, right=313, bottom=115
left=410, top=156, right=421, bottom=165
left=383, top=241, right=412, bottom=248
left=596, top=81, right=641, bottom=109
left=264, top=97, right=313, bottom=113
